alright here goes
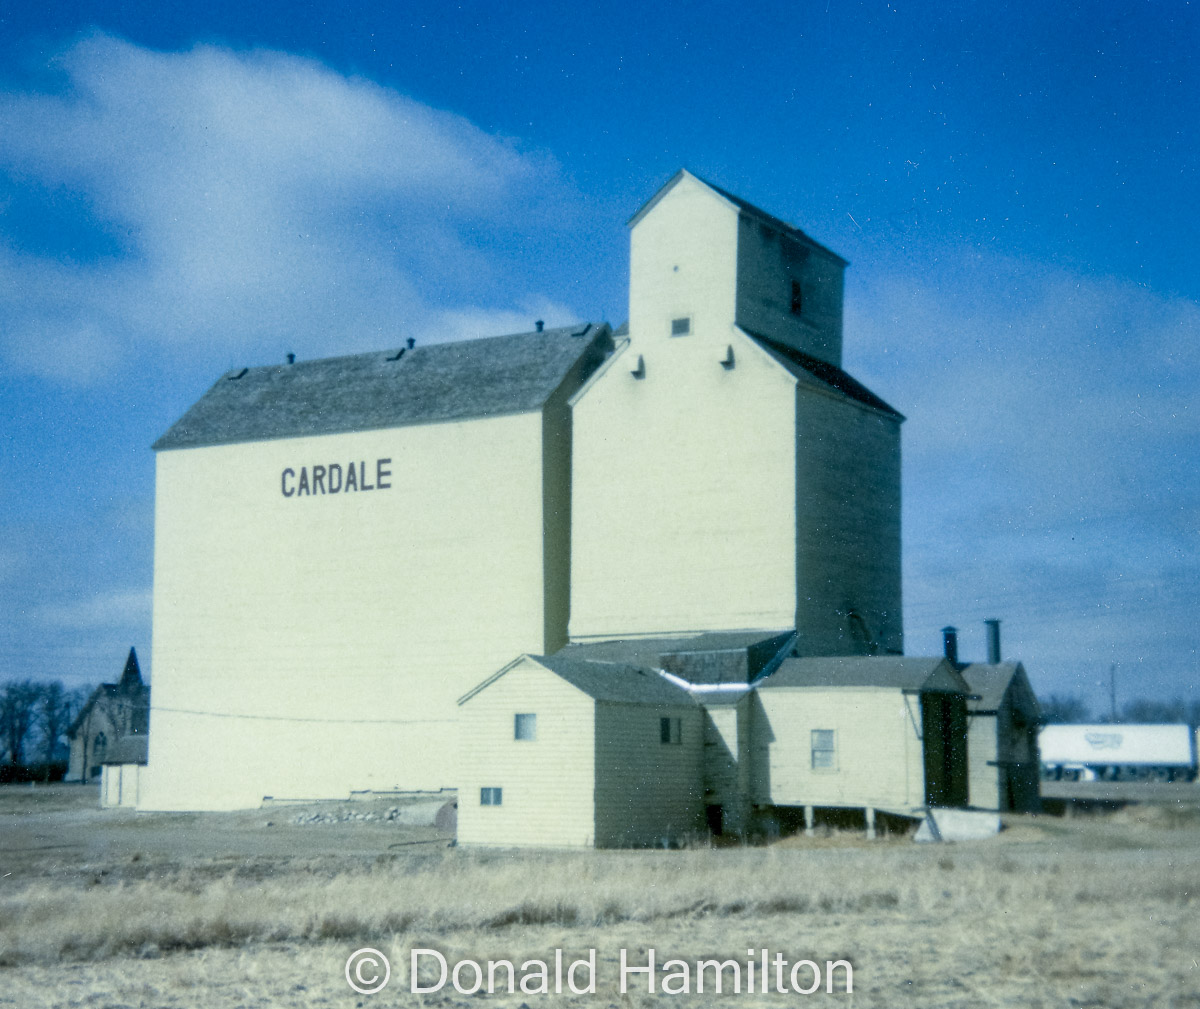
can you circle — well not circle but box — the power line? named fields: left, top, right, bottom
left=147, top=704, right=454, bottom=726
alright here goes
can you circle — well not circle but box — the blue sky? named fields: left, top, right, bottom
left=1, top=1, right=1196, bottom=711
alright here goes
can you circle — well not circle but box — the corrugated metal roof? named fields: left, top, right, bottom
left=532, top=655, right=698, bottom=706
left=154, top=323, right=612, bottom=451
left=745, top=331, right=904, bottom=419
left=761, top=656, right=967, bottom=693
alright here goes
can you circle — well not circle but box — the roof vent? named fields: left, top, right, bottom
left=535, top=320, right=545, bottom=333
left=286, top=353, right=295, bottom=365
left=406, top=337, right=416, bottom=350
left=228, top=368, right=248, bottom=381
left=630, top=353, right=645, bottom=379
left=985, top=619, right=1002, bottom=664
left=385, top=348, right=405, bottom=362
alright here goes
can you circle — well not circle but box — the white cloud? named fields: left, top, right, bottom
left=34, top=587, right=153, bottom=630
left=0, top=34, right=577, bottom=382
left=844, top=255, right=1200, bottom=696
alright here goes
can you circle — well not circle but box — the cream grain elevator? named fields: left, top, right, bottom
left=143, top=170, right=979, bottom=837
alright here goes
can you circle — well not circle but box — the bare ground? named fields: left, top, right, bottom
left=3, top=784, right=1200, bottom=1008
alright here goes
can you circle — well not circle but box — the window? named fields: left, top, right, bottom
left=790, top=280, right=803, bottom=316
left=811, top=729, right=836, bottom=769
left=670, top=317, right=691, bottom=336
left=480, top=787, right=503, bottom=805
left=660, top=716, right=682, bottom=744
left=514, top=713, right=537, bottom=741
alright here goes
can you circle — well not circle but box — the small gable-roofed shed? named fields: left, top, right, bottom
left=960, top=662, right=1041, bottom=812
left=457, top=654, right=703, bottom=848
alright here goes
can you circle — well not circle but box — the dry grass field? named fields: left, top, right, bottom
left=3, top=785, right=1200, bottom=1008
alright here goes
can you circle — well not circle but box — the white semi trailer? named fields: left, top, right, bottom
left=1039, top=724, right=1197, bottom=782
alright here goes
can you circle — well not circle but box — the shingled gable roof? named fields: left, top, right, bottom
left=458, top=653, right=698, bottom=707
left=627, top=169, right=848, bottom=266
left=960, top=662, right=1037, bottom=714
left=761, top=656, right=968, bottom=694
left=154, top=323, right=612, bottom=451
left=534, top=655, right=700, bottom=706
left=745, top=330, right=904, bottom=420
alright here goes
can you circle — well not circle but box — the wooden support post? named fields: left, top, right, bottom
left=804, top=805, right=814, bottom=837
left=866, top=806, right=877, bottom=840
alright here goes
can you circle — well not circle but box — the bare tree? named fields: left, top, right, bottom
left=0, top=680, right=42, bottom=765
left=1038, top=693, right=1091, bottom=725
left=1119, top=697, right=1191, bottom=724
left=37, top=681, right=82, bottom=763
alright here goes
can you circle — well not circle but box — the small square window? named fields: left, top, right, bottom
left=790, top=280, right=803, bottom=316
left=660, top=716, right=682, bottom=744
left=514, top=713, right=537, bottom=741
left=671, top=317, right=691, bottom=336
left=480, top=787, right=503, bottom=805
left=811, top=729, right=836, bottom=769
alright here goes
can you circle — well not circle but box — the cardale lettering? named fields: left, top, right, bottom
left=281, top=459, right=392, bottom=498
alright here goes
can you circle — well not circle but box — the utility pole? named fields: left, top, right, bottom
left=1109, top=663, right=1117, bottom=723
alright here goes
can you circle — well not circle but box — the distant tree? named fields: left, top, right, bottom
left=0, top=680, right=42, bottom=765
left=1120, top=698, right=1190, bottom=724
left=1038, top=693, right=1091, bottom=725
left=37, top=681, right=83, bottom=763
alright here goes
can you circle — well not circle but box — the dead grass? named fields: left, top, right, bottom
left=3, top=837, right=1199, bottom=967
left=4, top=788, right=1200, bottom=1007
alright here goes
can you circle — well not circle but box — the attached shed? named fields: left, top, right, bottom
left=752, top=657, right=971, bottom=818
left=99, top=736, right=149, bottom=808
left=555, top=629, right=794, bottom=838
left=960, top=662, right=1041, bottom=811
left=457, top=654, right=704, bottom=848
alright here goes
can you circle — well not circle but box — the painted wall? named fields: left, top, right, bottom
left=143, top=412, right=557, bottom=810
left=571, top=181, right=800, bottom=639
left=458, top=659, right=596, bottom=847
left=101, top=764, right=142, bottom=808
left=753, top=688, right=925, bottom=811
left=967, top=714, right=1001, bottom=810
left=593, top=701, right=704, bottom=847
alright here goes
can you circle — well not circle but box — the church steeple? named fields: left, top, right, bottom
left=119, top=646, right=142, bottom=690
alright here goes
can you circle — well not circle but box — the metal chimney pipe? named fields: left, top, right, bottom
left=942, top=626, right=959, bottom=667
left=535, top=320, right=545, bottom=332
left=985, top=619, right=1002, bottom=664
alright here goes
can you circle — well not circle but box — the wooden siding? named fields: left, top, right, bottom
left=753, top=688, right=924, bottom=810
left=593, top=702, right=704, bottom=847
left=967, top=713, right=1001, bottom=810
left=458, top=659, right=596, bottom=847
left=570, top=177, right=799, bottom=639
left=144, top=412, right=557, bottom=810
left=735, top=214, right=844, bottom=367
left=793, top=389, right=903, bottom=657
left=969, top=670, right=1041, bottom=812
